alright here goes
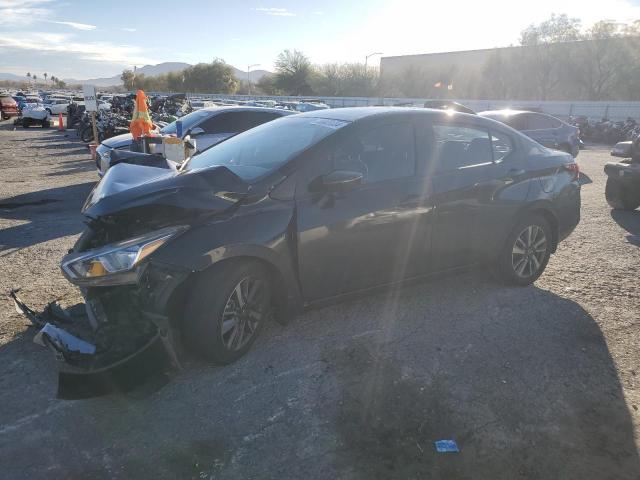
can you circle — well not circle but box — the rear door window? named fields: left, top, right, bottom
left=490, top=131, right=513, bottom=162
left=526, top=113, right=556, bottom=130
left=433, top=124, right=493, bottom=171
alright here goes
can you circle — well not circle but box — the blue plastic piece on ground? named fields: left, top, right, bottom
left=435, top=440, right=459, bottom=453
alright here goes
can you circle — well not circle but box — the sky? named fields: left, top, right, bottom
left=1, top=0, right=640, bottom=80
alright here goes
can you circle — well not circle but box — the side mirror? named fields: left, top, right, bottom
left=320, top=170, right=363, bottom=193
left=189, top=126, right=205, bottom=137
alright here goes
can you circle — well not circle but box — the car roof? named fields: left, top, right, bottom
left=294, top=106, right=481, bottom=122
left=479, top=110, right=535, bottom=117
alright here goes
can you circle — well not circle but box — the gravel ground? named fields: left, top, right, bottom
left=0, top=120, right=638, bottom=479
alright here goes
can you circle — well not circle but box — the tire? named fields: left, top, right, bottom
left=2, top=113, right=9, bottom=120
left=45, top=109, right=52, bottom=115
left=41, top=119, right=51, bottom=128
left=606, top=178, right=640, bottom=211
left=494, top=214, right=553, bottom=286
left=22, top=118, right=30, bottom=128
left=184, top=260, right=272, bottom=364
left=80, top=126, right=93, bottom=143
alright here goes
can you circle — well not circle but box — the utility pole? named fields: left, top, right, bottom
left=364, top=52, right=383, bottom=72
left=247, top=64, right=260, bottom=96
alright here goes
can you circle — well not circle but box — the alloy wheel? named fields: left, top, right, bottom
left=511, top=225, right=548, bottom=279
left=220, top=276, right=268, bottom=351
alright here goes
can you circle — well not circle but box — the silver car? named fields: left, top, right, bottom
left=95, top=106, right=294, bottom=176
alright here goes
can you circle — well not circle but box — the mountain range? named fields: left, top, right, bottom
left=0, top=62, right=272, bottom=87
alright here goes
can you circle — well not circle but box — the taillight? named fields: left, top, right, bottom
left=564, top=163, right=580, bottom=181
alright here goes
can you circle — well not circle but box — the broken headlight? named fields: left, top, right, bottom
left=61, top=226, right=187, bottom=286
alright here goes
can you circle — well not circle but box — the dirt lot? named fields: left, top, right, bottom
left=0, top=120, right=638, bottom=479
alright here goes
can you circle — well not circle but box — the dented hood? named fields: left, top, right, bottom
left=83, top=162, right=250, bottom=219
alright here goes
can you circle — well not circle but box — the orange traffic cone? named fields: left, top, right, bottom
left=58, top=113, right=65, bottom=131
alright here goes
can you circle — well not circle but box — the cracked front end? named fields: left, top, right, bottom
left=15, top=225, right=191, bottom=399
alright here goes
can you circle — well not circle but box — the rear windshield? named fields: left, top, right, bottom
left=0, top=96, right=16, bottom=105
left=159, top=109, right=213, bottom=135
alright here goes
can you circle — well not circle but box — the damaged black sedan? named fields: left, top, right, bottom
left=18, top=107, right=581, bottom=398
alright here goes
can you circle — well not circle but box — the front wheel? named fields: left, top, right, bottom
left=605, top=177, right=640, bottom=211
left=184, top=260, right=272, bottom=364
left=22, top=118, right=30, bottom=128
left=494, top=214, right=552, bottom=286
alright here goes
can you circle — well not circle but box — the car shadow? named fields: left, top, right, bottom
left=0, top=273, right=637, bottom=479
left=611, top=209, right=640, bottom=246
left=0, top=182, right=95, bottom=252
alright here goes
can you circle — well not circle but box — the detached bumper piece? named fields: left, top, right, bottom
left=10, top=289, right=168, bottom=399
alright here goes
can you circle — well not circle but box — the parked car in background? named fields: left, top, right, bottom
left=0, top=95, right=19, bottom=120
left=479, top=110, right=580, bottom=157
left=95, top=106, right=294, bottom=175
left=43, top=99, right=70, bottom=115
left=20, top=103, right=51, bottom=128
left=424, top=100, right=476, bottom=114
left=38, top=107, right=581, bottom=397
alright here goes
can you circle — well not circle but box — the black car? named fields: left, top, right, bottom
left=479, top=110, right=580, bottom=157
left=605, top=136, right=640, bottom=211
left=19, top=107, right=581, bottom=398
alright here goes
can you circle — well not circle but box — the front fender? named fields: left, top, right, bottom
left=151, top=200, right=302, bottom=309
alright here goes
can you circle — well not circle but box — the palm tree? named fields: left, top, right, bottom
left=43, top=72, right=48, bottom=84
left=33, top=74, right=37, bottom=85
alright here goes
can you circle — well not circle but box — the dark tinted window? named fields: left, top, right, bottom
left=331, top=122, right=415, bottom=184
left=433, top=124, right=492, bottom=171
left=200, top=111, right=282, bottom=134
left=490, top=131, right=513, bottom=162
left=503, top=115, right=527, bottom=130
left=526, top=113, right=557, bottom=130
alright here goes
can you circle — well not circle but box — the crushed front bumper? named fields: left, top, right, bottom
left=11, top=289, right=169, bottom=399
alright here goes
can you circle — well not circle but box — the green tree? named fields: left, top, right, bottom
left=519, top=14, right=581, bottom=99
left=255, top=74, right=280, bottom=95
left=274, top=49, right=313, bottom=95
left=181, top=59, right=238, bottom=93
left=310, top=63, right=379, bottom=97
left=121, top=69, right=135, bottom=90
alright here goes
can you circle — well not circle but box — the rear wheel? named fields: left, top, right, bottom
left=494, top=214, right=552, bottom=286
left=605, top=177, right=640, bottom=211
left=80, top=126, right=94, bottom=143
left=184, top=260, right=272, bottom=364
left=22, top=118, right=30, bottom=128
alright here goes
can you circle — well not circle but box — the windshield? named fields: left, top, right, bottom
left=184, top=116, right=350, bottom=180
left=159, top=109, right=214, bottom=135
